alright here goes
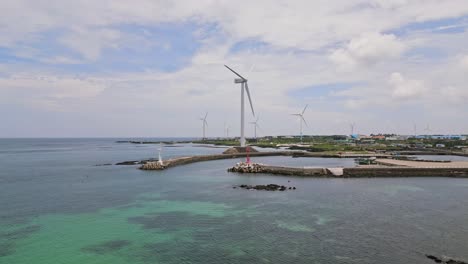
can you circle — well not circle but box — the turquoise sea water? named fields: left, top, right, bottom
left=1, top=138, right=468, bottom=264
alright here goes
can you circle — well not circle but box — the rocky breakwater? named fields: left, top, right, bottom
left=139, top=162, right=166, bottom=170
left=228, top=162, right=265, bottom=173
left=234, top=184, right=296, bottom=191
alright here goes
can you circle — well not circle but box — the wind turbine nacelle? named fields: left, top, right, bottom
left=234, top=78, right=245, bottom=83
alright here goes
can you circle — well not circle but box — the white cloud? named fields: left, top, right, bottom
left=460, top=55, right=468, bottom=71
left=389, top=72, right=426, bottom=99
left=440, top=86, right=468, bottom=103
left=1, top=1, right=468, bottom=136
left=0, top=73, right=106, bottom=111
left=330, top=33, right=406, bottom=69
left=59, top=27, right=122, bottom=60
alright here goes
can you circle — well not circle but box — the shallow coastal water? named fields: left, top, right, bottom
left=1, top=139, right=468, bottom=264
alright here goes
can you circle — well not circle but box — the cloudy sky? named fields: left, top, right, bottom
left=1, top=0, right=468, bottom=137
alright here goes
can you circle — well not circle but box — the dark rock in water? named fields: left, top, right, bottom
left=94, top=163, right=112, bottom=166
left=426, top=255, right=468, bottom=264
left=235, top=184, right=296, bottom=191
left=426, top=255, right=443, bottom=263
left=446, top=260, right=468, bottom=264
left=116, top=160, right=146, bottom=165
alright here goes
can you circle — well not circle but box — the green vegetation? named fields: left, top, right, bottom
left=119, top=135, right=467, bottom=154
left=194, top=135, right=467, bottom=154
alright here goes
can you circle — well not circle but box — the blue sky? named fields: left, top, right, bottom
left=1, top=1, right=468, bottom=137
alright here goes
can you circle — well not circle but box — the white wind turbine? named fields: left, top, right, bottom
left=199, top=112, right=208, bottom=140
left=424, top=123, right=432, bottom=135
left=224, top=65, right=255, bottom=147
left=249, top=116, right=260, bottom=140
left=292, top=104, right=308, bottom=143
left=350, top=122, right=356, bottom=135
left=224, top=122, right=231, bottom=138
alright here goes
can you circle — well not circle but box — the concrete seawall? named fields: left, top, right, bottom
left=259, top=165, right=328, bottom=176
left=135, top=151, right=468, bottom=177
left=343, top=167, right=468, bottom=178
left=137, top=151, right=391, bottom=170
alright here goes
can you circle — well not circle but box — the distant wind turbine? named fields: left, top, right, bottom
left=424, top=123, right=432, bottom=135
left=224, top=122, right=231, bottom=138
left=350, top=122, right=356, bottom=135
left=413, top=122, right=417, bottom=137
left=291, top=104, right=308, bottom=143
left=199, top=112, right=208, bottom=140
left=224, top=65, right=255, bottom=147
left=249, top=116, right=261, bottom=140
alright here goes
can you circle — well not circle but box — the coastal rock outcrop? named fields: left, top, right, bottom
left=115, top=160, right=144, bottom=165
left=234, top=184, right=296, bottom=191
left=426, top=255, right=468, bottom=264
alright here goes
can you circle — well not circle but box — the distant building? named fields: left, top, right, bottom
left=435, top=144, right=446, bottom=148
left=430, top=135, right=467, bottom=140
left=359, top=139, right=375, bottom=144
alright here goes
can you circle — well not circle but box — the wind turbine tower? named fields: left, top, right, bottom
left=350, top=122, right=356, bottom=135
left=250, top=116, right=260, bottom=140
left=224, top=65, right=255, bottom=147
left=424, top=123, right=432, bottom=135
left=292, top=104, right=308, bottom=143
left=199, top=112, right=208, bottom=140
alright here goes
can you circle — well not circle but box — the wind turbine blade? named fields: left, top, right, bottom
left=301, top=116, right=309, bottom=127
left=244, top=82, right=255, bottom=116
left=204, top=120, right=208, bottom=126
left=204, top=112, right=208, bottom=119
left=248, top=64, right=255, bottom=73
left=302, top=104, right=308, bottom=115
left=224, top=65, right=246, bottom=80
